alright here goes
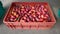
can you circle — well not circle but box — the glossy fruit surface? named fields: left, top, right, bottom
left=6, top=4, right=51, bottom=22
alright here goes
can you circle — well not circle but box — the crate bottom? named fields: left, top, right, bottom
left=5, top=23, right=54, bottom=29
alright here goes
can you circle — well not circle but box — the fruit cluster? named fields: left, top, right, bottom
left=6, top=4, right=51, bottom=22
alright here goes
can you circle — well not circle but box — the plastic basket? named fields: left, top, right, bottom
left=3, top=2, right=56, bottom=29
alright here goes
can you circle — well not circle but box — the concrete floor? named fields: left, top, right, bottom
left=0, top=0, right=60, bottom=34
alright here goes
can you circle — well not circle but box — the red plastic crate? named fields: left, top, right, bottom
left=3, top=2, right=56, bottom=29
